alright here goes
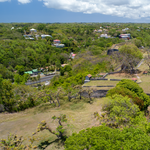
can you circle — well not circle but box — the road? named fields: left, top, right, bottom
left=25, top=75, right=55, bottom=85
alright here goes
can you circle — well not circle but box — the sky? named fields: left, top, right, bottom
left=1, top=0, right=150, bottom=23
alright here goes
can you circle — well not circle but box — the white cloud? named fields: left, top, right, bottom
left=18, top=0, right=31, bottom=4
left=41, top=0, right=150, bottom=19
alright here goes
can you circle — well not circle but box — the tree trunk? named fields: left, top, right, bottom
left=68, top=92, right=71, bottom=102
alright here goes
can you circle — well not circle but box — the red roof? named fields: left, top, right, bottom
left=87, top=74, right=92, bottom=78
left=54, top=39, right=60, bottom=41
left=132, top=78, right=137, bottom=81
left=72, top=54, right=76, bottom=57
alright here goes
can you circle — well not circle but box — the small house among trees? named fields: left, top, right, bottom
left=84, top=74, right=92, bottom=83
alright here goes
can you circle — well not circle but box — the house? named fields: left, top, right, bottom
left=131, top=78, right=137, bottom=82
left=97, top=29, right=102, bottom=33
left=84, top=74, right=92, bottom=83
left=41, top=34, right=52, bottom=39
left=61, top=64, right=68, bottom=67
left=119, top=34, right=131, bottom=39
left=11, top=27, right=14, bottom=30
left=55, top=44, right=65, bottom=48
left=53, top=39, right=61, bottom=44
left=17, top=27, right=22, bottom=30
left=32, top=69, right=38, bottom=75
left=122, top=28, right=129, bottom=32
left=30, top=28, right=37, bottom=32
left=94, top=29, right=97, bottom=32
left=24, top=71, right=33, bottom=75
left=85, top=74, right=92, bottom=80
left=70, top=52, right=76, bottom=59
left=23, top=35, right=34, bottom=40
left=100, top=34, right=111, bottom=38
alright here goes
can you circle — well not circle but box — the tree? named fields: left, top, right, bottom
left=0, top=133, right=37, bottom=150
left=66, top=87, right=78, bottom=102
left=119, top=44, right=143, bottom=73
left=60, top=65, right=72, bottom=76
left=55, top=61, right=61, bottom=71
left=74, top=85, right=84, bottom=100
left=116, top=79, right=150, bottom=110
left=84, top=87, right=95, bottom=104
left=15, top=65, right=25, bottom=75
left=65, top=125, right=150, bottom=150
left=37, top=24, right=46, bottom=31
left=33, top=114, right=67, bottom=140
left=106, top=86, right=144, bottom=110
left=1, top=79, right=15, bottom=112
left=95, top=94, right=147, bottom=128
left=0, top=75, right=3, bottom=104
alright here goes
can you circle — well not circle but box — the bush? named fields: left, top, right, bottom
left=114, top=79, right=150, bottom=110
left=65, top=125, right=150, bottom=150
left=101, top=95, right=146, bottom=128
left=107, top=87, right=144, bottom=110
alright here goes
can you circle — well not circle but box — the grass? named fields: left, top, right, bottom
left=137, top=60, right=149, bottom=72
left=83, top=80, right=119, bottom=86
left=138, top=75, right=150, bottom=93
left=106, top=73, right=136, bottom=79
left=0, top=97, right=108, bottom=150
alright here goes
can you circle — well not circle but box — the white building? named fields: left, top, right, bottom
left=55, top=44, right=65, bottom=48
left=41, top=34, right=52, bottom=39
left=97, top=29, right=102, bottom=33
left=100, top=34, right=111, bottom=38
left=30, top=28, right=37, bottom=32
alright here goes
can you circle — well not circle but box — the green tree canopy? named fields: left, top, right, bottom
left=119, top=44, right=143, bottom=59
left=116, top=79, right=150, bottom=110
left=65, top=125, right=150, bottom=150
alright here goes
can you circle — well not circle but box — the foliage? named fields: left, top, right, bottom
left=1, top=79, right=15, bottom=112
left=116, top=79, right=150, bottom=110
left=119, top=44, right=143, bottom=59
left=97, top=94, right=147, bottom=128
left=0, top=133, right=37, bottom=150
left=33, top=114, right=67, bottom=140
left=60, top=65, right=72, bottom=76
left=106, top=86, right=144, bottom=110
left=65, top=125, right=150, bottom=150
left=14, top=73, right=29, bottom=84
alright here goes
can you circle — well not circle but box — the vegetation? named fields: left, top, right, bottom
left=65, top=125, right=150, bottom=150
left=1, top=23, right=150, bottom=149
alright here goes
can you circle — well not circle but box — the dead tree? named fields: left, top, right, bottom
left=33, top=114, right=67, bottom=140
left=74, top=85, right=84, bottom=100
left=84, top=87, right=95, bottom=104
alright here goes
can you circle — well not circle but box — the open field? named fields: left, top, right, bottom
left=106, top=73, right=137, bottom=79
left=0, top=98, right=107, bottom=149
left=138, top=75, right=150, bottom=93
left=83, top=80, right=119, bottom=86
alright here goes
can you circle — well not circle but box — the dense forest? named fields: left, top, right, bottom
left=1, top=23, right=150, bottom=149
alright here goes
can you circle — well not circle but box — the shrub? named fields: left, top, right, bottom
left=107, top=87, right=144, bottom=110
left=110, top=79, right=150, bottom=110
left=65, top=125, right=150, bottom=150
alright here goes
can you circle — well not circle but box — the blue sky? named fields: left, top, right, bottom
left=1, top=0, right=150, bottom=23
